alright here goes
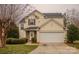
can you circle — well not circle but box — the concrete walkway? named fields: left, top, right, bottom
left=30, top=43, right=78, bottom=54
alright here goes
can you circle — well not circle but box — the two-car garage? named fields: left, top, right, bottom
left=39, top=32, right=65, bottom=43
left=38, top=18, right=65, bottom=43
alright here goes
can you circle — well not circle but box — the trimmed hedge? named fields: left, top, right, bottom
left=20, top=38, right=28, bottom=42
left=6, top=38, right=27, bottom=44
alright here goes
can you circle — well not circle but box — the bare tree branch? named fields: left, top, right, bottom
left=65, top=9, right=79, bottom=27
left=0, top=4, right=30, bottom=47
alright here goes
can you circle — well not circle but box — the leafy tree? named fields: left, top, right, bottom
left=7, top=22, right=19, bottom=38
left=67, top=24, right=79, bottom=43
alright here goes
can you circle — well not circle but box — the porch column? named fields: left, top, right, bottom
left=29, top=32, right=31, bottom=41
left=37, top=31, right=40, bottom=43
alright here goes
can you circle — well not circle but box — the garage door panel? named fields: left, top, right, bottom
left=40, top=32, right=64, bottom=43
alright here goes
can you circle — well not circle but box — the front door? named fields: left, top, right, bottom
left=29, top=31, right=37, bottom=43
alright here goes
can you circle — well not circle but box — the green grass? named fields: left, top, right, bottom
left=0, top=44, right=38, bottom=54
left=67, top=43, right=79, bottom=49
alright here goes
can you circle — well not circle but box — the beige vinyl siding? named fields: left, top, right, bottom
left=19, top=24, right=26, bottom=38
left=53, top=18, right=64, bottom=27
left=40, top=20, right=64, bottom=32
left=24, top=11, right=48, bottom=28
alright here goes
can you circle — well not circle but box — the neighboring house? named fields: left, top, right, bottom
left=18, top=10, right=65, bottom=43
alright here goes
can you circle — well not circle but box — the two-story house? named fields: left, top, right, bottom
left=18, top=10, right=65, bottom=43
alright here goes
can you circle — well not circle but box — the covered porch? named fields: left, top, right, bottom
left=25, top=27, right=40, bottom=43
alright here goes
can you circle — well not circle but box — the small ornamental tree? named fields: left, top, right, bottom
left=7, top=22, right=19, bottom=38
left=67, top=24, right=79, bottom=43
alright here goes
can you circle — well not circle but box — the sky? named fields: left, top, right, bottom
left=31, top=4, right=79, bottom=13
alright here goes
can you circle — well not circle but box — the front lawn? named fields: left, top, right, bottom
left=0, top=44, right=38, bottom=54
left=67, top=43, right=79, bottom=49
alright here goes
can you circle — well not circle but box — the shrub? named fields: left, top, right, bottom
left=6, top=38, right=26, bottom=44
left=20, top=38, right=28, bottom=42
left=67, top=24, right=79, bottom=43
left=7, top=28, right=19, bottom=38
left=7, top=22, right=19, bottom=38
left=31, top=37, right=37, bottom=43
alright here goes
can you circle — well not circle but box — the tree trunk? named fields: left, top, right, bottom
left=0, top=27, right=6, bottom=48
left=0, top=27, right=3, bottom=47
left=2, top=28, right=6, bottom=47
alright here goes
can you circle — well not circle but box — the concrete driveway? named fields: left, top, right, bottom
left=30, top=43, right=78, bottom=54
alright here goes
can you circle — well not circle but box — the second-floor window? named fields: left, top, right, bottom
left=28, top=19, right=36, bottom=25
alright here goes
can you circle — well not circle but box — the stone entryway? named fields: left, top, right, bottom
left=30, top=43, right=78, bottom=54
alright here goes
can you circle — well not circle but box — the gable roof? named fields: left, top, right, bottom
left=24, top=10, right=44, bottom=19
left=18, top=10, right=44, bottom=23
left=19, top=12, right=63, bottom=24
left=43, top=13, right=63, bottom=18
left=40, top=19, right=64, bottom=29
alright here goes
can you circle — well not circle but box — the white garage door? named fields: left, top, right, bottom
left=40, top=32, right=65, bottom=43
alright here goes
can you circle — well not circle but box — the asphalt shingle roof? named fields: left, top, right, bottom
left=43, top=13, right=63, bottom=18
